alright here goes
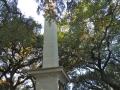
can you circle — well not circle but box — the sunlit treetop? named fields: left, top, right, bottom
left=35, top=0, right=120, bottom=23
left=35, top=0, right=80, bottom=20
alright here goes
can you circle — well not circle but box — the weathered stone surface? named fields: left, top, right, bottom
left=43, top=20, right=59, bottom=68
left=28, top=67, right=70, bottom=90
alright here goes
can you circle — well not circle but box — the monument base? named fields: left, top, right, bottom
left=28, top=66, right=70, bottom=90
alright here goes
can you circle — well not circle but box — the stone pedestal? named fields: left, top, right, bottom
left=28, top=66, right=69, bottom=90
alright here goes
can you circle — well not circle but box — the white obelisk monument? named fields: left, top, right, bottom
left=28, top=0, right=69, bottom=90
left=43, top=18, right=59, bottom=68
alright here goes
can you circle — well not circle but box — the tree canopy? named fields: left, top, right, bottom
left=35, top=0, right=79, bottom=21
left=58, top=0, right=120, bottom=90
left=0, top=0, right=43, bottom=90
left=1, top=0, right=120, bottom=90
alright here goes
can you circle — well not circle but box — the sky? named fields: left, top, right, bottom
left=17, top=0, right=44, bottom=34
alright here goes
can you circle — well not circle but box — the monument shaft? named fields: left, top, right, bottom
left=43, top=20, right=59, bottom=68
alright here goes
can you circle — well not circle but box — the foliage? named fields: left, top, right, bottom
left=58, top=0, right=120, bottom=90
left=35, top=0, right=79, bottom=21
left=0, top=79, right=9, bottom=90
left=1, top=0, right=120, bottom=90
left=0, top=0, right=43, bottom=90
